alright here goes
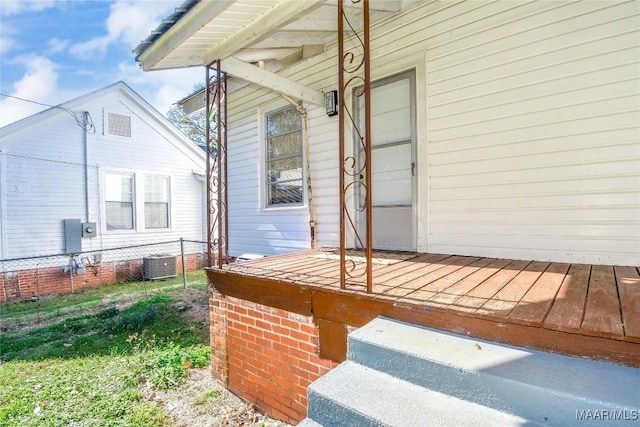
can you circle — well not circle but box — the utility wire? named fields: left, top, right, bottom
left=0, top=93, right=96, bottom=133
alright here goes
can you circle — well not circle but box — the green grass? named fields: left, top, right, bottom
left=0, top=270, right=208, bottom=329
left=193, top=387, right=220, bottom=407
left=0, top=280, right=211, bottom=427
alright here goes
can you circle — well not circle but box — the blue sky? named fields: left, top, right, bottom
left=0, top=0, right=202, bottom=127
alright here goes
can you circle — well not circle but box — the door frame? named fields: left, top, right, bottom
left=354, top=68, right=417, bottom=251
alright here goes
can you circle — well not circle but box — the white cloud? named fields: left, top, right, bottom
left=0, top=36, right=17, bottom=55
left=0, top=55, right=60, bottom=127
left=47, top=38, right=70, bottom=54
left=0, top=20, right=20, bottom=56
left=0, top=0, right=57, bottom=17
left=69, top=35, right=110, bottom=60
left=107, top=1, right=171, bottom=48
left=69, top=0, right=176, bottom=59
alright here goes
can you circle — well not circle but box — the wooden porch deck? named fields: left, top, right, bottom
left=207, top=248, right=640, bottom=367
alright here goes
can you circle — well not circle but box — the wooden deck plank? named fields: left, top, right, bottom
left=401, top=257, right=480, bottom=290
left=507, top=263, right=570, bottom=326
left=426, top=259, right=512, bottom=307
left=401, top=289, right=438, bottom=304
left=392, top=256, right=479, bottom=290
left=312, top=253, right=421, bottom=282
left=382, top=286, right=418, bottom=298
left=615, top=266, right=640, bottom=342
left=317, top=253, right=429, bottom=281
left=543, top=264, right=590, bottom=333
left=581, top=265, right=624, bottom=339
left=449, top=295, right=490, bottom=314
left=476, top=261, right=550, bottom=319
left=467, top=260, right=530, bottom=298
left=372, top=254, right=451, bottom=284
left=417, top=257, right=494, bottom=294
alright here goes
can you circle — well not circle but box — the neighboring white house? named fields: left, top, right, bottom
left=0, top=81, right=206, bottom=261
left=135, top=0, right=639, bottom=267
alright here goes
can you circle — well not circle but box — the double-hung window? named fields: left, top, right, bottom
left=105, top=173, right=134, bottom=231
left=265, top=106, right=303, bottom=207
left=144, top=175, right=170, bottom=229
left=104, top=172, right=171, bottom=231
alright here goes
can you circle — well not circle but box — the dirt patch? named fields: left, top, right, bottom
left=167, top=288, right=211, bottom=324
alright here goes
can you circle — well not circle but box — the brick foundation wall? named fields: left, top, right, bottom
left=1, top=253, right=205, bottom=302
left=0, top=264, right=119, bottom=302
left=209, top=291, right=338, bottom=425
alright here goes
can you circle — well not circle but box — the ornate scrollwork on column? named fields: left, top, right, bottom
left=338, top=0, right=372, bottom=293
left=206, top=61, right=229, bottom=269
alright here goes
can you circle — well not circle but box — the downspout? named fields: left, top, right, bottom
left=83, top=111, right=90, bottom=222
left=281, top=94, right=316, bottom=249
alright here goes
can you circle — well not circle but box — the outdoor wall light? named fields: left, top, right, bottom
left=325, top=90, right=338, bottom=117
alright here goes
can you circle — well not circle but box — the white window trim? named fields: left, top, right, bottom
left=100, top=169, right=173, bottom=234
left=258, top=102, right=307, bottom=211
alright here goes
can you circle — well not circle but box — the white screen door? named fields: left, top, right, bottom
left=356, top=71, right=416, bottom=251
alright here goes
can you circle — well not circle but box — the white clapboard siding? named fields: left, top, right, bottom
left=222, top=0, right=638, bottom=264
left=1, top=83, right=206, bottom=259
left=423, top=0, right=639, bottom=265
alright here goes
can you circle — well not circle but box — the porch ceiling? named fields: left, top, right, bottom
left=135, top=0, right=416, bottom=72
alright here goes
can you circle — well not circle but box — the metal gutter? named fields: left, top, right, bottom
left=133, top=0, right=200, bottom=63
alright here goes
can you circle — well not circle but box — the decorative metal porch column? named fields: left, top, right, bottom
left=205, top=60, right=229, bottom=268
left=338, top=0, right=372, bottom=293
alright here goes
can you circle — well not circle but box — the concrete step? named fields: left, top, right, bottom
left=295, top=418, right=323, bottom=427
left=346, top=317, right=640, bottom=427
left=306, top=361, right=539, bottom=427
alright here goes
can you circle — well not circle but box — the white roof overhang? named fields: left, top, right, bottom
left=135, top=0, right=415, bottom=108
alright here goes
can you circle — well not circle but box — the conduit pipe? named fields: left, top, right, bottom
left=281, top=94, right=316, bottom=249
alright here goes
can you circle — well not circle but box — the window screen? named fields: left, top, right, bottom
left=105, top=173, right=134, bottom=230
left=265, top=106, right=303, bottom=206
left=144, top=175, right=170, bottom=229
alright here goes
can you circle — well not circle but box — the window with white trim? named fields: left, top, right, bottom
left=265, top=105, right=303, bottom=206
left=105, top=173, right=134, bottom=230
left=144, top=175, right=170, bottom=229
left=104, top=172, right=171, bottom=231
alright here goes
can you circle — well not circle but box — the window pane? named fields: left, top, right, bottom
left=145, top=202, right=169, bottom=229
left=357, top=77, right=411, bottom=146
left=145, top=175, right=169, bottom=229
left=267, top=158, right=303, bottom=205
left=371, top=144, right=412, bottom=206
left=266, top=107, right=301, bottom=137
left=267, top=132, right=302, bottom=159
left=145, top=175, right=169, bottom=202
left=268, top=181, right=303, bottom=205
left=267, top=157, right=303, bottom=182
left=105, top=173, right=134, bottom=230
left=265, top=106, right=303, bottom=206
left=105, top=174, right=133, bottom=202
left=106, top=202, right=133, bottom=230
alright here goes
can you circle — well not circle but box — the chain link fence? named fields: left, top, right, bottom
left=0, top=239, right=211, bottom=302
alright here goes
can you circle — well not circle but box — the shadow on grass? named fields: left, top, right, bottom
left=1, top=294, right=209, bottom=362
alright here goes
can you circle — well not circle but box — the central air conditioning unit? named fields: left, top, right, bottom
left=143, top=255, right=177, bottom=280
